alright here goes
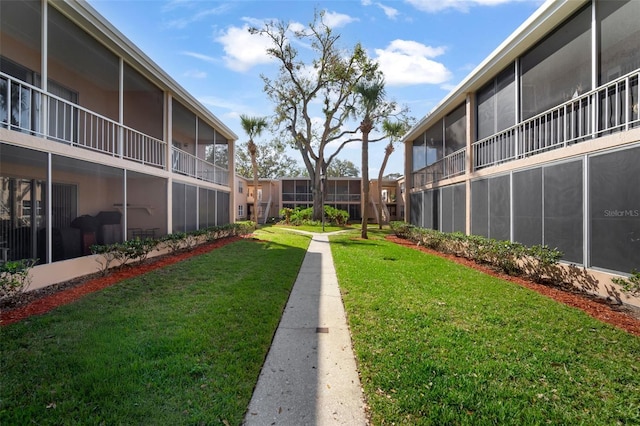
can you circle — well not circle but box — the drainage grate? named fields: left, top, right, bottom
left=316, top=327, right=329, bottom=333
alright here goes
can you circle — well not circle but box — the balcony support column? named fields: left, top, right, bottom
left=123, top=169, right=128, bottom=241
left=118, top=58, right=124, bottom=159
left=465, top=93, right=475, bottom=236
left=41, top=0, right=48, bottom=138
left=46, top=153, right=52, bottom=264
left=591, top=3, right=598, bottom=137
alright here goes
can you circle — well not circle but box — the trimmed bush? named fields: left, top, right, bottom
left=612, top=270, right=640, bottom=297
left=91, top=223, right=255, bottom=277
left=390, top=221, right=564, bottom=283
left=324, top=206, right=349, bottom=226
left=0, top=259, right=36, bottom=299
left=279, top=206, right=349, bottom=227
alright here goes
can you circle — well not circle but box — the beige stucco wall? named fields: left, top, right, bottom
left=1, top=33, right=42, bottom=77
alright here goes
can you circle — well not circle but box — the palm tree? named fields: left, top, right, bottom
left=239, top=115, right=268, bottom=225
left=376, top=120, right=409, bottom=229
left=353, top=79, right=386, bottom=239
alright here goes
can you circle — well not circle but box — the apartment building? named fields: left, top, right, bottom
left=1, top=1, right=236, bottom=285
left=404, top=0, right=639, bottom=286
left=240, top=176, right=405, bottom=224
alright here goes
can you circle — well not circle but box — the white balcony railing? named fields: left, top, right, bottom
left=1, top=72, right=166, bottom=168
left=473, top=69, right=640, bottom=170
left=171, top=146, right=229, bottom=186
left=412, top=147, right=466, bottom=188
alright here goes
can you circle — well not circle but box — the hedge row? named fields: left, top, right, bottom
left=389, top=221, right=563, bottom=284
left=280, top=206, right=349, bottom=226
left=91, top=222, right=255, bottom=275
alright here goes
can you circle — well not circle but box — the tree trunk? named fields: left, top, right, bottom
left=312, top=162, right=326, bottom=222
left=361, top=125, right=370, bottom=239
left=377, top=142, right=393, bottom=229
left=249, top=141, right=259, bottom=225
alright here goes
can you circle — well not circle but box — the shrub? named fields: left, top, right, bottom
left=290, top=207, right=314, bottom=225
left=280, top=208, right=294, bottom=225
left=390, top=221, right=415, bottom=239
left=91, top=223, right=255, bottom=277
left=0, top=259, right=37, bottom=300
left=91, top=243, right=121, bottom=275
left=324, top=206, right=349, bottom=226
left=390, top=222, right=565, bottom=283
left=490, top=240, right=525, bottom=276
left=233, top=221, right=255, bottom=235
left=120, top=238, right=159, bottom=265
left=521, top=245, right=563, bottom=283
left=182, top=232, right=199, bottom=250
left=278, top=207, right=317, bottom=226
left=162, top=232, right=187, bottom=253
left=612, top=270, right=640, bottom=296
left=92, top=238, right=159, bottom=274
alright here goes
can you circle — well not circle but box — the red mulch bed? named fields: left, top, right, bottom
left=0, top=236, right=243, bottom=327
left=386, top=235, right=640, bottom=337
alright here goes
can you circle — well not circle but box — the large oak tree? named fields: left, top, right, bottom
left=235, top=138, right=303, bottom=179
left=250, top=11, right=404, bottom=220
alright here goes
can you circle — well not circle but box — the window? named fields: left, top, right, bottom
left=476, top=65, right=515, bottom=140
left=412, top=135, right=426, bottom=172
left=444, top=103, right=466, bottom=154
left=597, top=0, right=640, bottom=129
left=238, top=181, right=243, bottom=194
left=598, top=0, right=640, bottom=84
left=424, top=121, right=443, bottom=166
left=520, top=5, right=591, bottom=120
left=238, top=205, right=244, bottom=218
left=21, top=200, right=42, bottom=218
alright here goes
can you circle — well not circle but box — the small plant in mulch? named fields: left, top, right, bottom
left=0, top=259, right=37, bottom=300
left=91, top=243, right=121, bottom=275
left=161, top=232, right=188, bottom=253
left=612, top=270, right=640, bottom=297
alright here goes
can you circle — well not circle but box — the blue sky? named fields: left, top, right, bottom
left=88, top=0, right=543, bottom=176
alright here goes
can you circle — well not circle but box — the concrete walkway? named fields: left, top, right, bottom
left=244, top=233, right=367, bottom=425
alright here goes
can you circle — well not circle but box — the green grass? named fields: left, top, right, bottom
left=275, top=223, right=353, bottom=233
left=0, top=229, right=310, bottom=425
left=331, top=230, right=640, bottom=425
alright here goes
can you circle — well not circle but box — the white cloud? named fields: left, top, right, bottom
left=215, top=23, right=275, bottom=72
left=181, top=51, right=217, bottom=64
left=164, top=4, right=232, bottom=29
left=361, top=1, right=400, bottom=20
left=322, top=11, right=358, bottom=29
left=289, top=21, right=307, bottom=34
left=374, top=40, right=452, bottom=86
left=199, top=96, right=244, bottom=110
left=183, top=69, right=207, bottom=79
left=405, top=0, right=522, bottom=13
left=378, top=3, right=400, bottom=19
left=440, top=83, right=458, bottom=92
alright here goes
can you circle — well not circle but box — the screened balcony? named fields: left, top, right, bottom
left=1, top=72, right=166, bottom=168
left=412, top=148, right=466, bottom=187
left=473, top=69, right=640, bottom=170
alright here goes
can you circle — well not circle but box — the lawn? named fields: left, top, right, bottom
left=331, top=230, right=640, bottom=425
left=275, top=223, right=354, bottom=233
left=0, top=229, right=310, bottom=425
